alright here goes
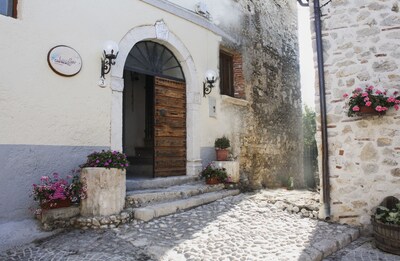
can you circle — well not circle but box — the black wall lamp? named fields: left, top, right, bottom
left=203, top=69, right=218, bottom=97
left=99, top=41, right=119, bottom=86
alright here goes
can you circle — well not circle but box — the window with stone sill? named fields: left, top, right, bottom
left=0, top=0, right=17, bottom=18
left=219, top=49, right=245, bottom=99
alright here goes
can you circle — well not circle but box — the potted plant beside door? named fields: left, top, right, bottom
left=215, top=136, right=230, bottom=161
left=79, top=150, right=129, bottom=216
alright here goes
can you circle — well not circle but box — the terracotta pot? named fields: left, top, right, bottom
left=206, top=177, right=220, bottom=185
left=359, top=106, right=385, bottom=115
left=41, top=198, right=72, bottom=210
left=216, top=149, right=229, bottom=161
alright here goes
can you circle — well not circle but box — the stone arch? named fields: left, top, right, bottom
left=110, top=22, right=202, bottom=176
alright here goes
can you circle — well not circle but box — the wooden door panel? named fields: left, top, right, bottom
left=155, top=78, right=185, bottom=90
left=154, top=77, right=186, bottom=177
left=155, top=148, right=186, bottom=158
left=154, top=137, right=185, bottom=147
left=155, top=108, right=185, bottom=119
left=155, top=86, right=185, bottom=99
left=155, top=96, right=185, bottom=109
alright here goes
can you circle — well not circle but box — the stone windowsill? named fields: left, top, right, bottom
left=221, top=95, right=249, bottom=107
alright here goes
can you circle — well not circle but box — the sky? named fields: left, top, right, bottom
left=297, top=5, right=316, bottom=110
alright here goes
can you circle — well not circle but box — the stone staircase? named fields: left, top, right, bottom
left=125, top=176, right=240, bottom=222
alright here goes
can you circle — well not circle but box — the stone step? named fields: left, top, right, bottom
left=133, top=189, right=240, bottom=221
left=126, top=176, right=199, bottom=191
left=125, top=182, right=225, bottom=208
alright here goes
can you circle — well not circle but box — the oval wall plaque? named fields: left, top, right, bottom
left=47, top=45, right=82, bottom=77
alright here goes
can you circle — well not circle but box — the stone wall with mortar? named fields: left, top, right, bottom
left=309, top=0, right=400, bottom=226
left=231, top=0, right=304, bottom=189
left=168, top=0, right=304, bottom=189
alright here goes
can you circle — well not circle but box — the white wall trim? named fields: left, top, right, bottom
left=139, top=0, right=239, bottom=44
left=110, top=23, right=202, bottom=176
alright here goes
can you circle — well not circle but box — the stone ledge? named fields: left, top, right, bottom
left=39, top=206, right=80, bottom=224
left=212, top=161, right=240, bottom=183
left=221, top=95, right=249, bottom=107
left=39, top=206, right=136, bottom=231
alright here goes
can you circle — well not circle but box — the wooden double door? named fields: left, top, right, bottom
left=153, top=77, right=186, bottom=177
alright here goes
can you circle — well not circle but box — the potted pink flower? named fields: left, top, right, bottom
left=343, top=85, right=400, bottom=117
left=32, top=172, right=87, bottom=210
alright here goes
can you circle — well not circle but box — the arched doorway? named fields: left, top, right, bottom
left=110, top=23, right=203, bottom=177
left=123, top=41, right=186, bottom=179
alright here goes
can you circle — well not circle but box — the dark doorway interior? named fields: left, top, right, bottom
left=123, top=71, right=154, bottom=179
left=123, top=41, right=187, bottom=180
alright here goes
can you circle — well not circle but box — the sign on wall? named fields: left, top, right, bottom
left=47, top=45, right=82, bottom=77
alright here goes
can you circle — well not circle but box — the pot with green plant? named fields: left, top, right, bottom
left=215, top=136, right=230, bottom=161
left=79, top=150, right=129, bottom=216
left=372, top=196, right=400, bottom=255
left=200, top=163, right=228, bottom=185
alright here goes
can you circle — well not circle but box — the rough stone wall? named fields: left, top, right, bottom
left=221, top=1, right=304, bottom=189
left=310, top=0, right=400, bottom=226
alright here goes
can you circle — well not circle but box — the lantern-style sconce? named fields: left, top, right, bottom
left=203, top=69, right=217, bottom=97
left=100, top=41, right=119, bottom=80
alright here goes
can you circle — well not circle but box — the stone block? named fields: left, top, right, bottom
left=134, top=208, right=155, bottom=221
left=212, top=161, right=240, bottom=183
left=80, top=168, right=126, bottom=217
left=40, top=206, right=80, bottom=223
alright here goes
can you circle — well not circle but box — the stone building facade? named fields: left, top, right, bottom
left=310, top=0, right=400, bottom=226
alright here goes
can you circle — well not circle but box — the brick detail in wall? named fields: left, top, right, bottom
left=233, top=54, right=245, bottom=99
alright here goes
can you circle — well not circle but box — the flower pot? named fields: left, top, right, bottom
left=41, top=198, right=72, bottom=210
left=372, top=217, right=400, bottom=255
left=206, top=177, right=220, bottom=185
left=216, top=149, right=229, bottom=161
left=80, top=167, right=126, bottom=216
left=359, top=106, right=385, bottom=115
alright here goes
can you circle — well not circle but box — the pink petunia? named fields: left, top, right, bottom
left=375, top=90, right=382, bottom=95
left=362, top=92, right=368, bottom=97
left=367, top=86, right=374, bottom=91
left=376, top=106, right=383, bottom=112
left=365, top=101, right=372, bottom=107
left=395, top=105, right=399, bottom=111
left=352, top=106, right=360, bottom=112
left=364, top=97, right=370, bottom=102
left=355, top=87, right=363, bottom=92
left=387, top=96, right=396, bottom=103
left=343, top=93, right=349, bottom=98
left=395, top=100, right=400, bottom=104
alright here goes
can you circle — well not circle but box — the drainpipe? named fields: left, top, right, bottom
left=314, top=0, right=331, bottom=220
left=298, top=0, right=331, bottom=220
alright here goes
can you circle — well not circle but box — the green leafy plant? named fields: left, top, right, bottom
left=200, top=163, right=228, bottom=182
left=214, top=136, right=230, bottom=149
left=343, top=85, right=400, bottom=117
left=80, top=150, right=129, bottom=170
left=375, top=203, right=400, bottom=225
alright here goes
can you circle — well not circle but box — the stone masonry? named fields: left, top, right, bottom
left=219, top=1, right=304, bottom=189
left=310, top=0, right=400, bottom=226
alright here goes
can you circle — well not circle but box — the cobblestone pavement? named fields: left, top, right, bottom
left=0, top=191, right=392, bottom=261
left=324, top=237, right=400, bottom=261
